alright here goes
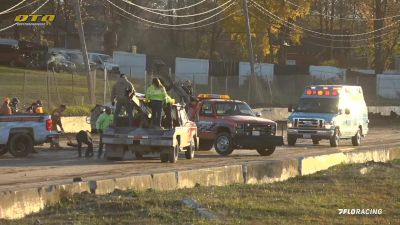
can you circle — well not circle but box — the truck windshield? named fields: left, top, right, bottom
left=297, top=98, right=338, bottom=113
left=215, top=102, right=255, bottom=116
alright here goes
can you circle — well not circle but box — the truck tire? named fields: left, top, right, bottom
left=214, top=132, right=234, bottom=156
left=256, top=146, right=276, bottom=156
left=330, top=129, right=340, bottom=147
left=169, top=145, right=179, bottom=163
left=198, top=139, right=213, bottom=151
left=8, top=134, right=33, bottom=157
left=184, top=139, right=196, bottom=160
left=287, top=135, right=297, bottom=146
left=0, top=146, right=8, bottom=156
left=351, top=129, right=361, bottom=146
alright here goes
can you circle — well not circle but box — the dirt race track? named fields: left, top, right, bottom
left=0, top=119, right=399, bottom=192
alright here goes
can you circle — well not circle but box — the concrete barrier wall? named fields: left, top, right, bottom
left=1, top=147, right=400, bottom=220
left=254, top=106, right=400, bottom=121
left=61, top=117, right=91, bottom=133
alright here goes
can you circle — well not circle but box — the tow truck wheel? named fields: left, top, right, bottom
left=330, top=128, right=340, bottom=147
left=160, top=153, right=168, bottom=163
left=214, top=132, right=234, bottom=156
left=0, top=146, right=8, bottom=156
left=256, top=146, right=276, bottom=156
left=351, top=129, right=361, bottom=146
left=287, top=135, right=297, bottom=146
left=169, top=145, right=179, bottom=163
left=185, top=139, right=196, bottom=160
left=8, top=134, right=33, bottom=157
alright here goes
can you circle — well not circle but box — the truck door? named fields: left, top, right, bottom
left=178, top=108, right=192, bottom=146
left=196, top=101, right=216, bottom=139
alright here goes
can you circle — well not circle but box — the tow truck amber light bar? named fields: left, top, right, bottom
left=197, top=94, right=230, bottom=100
left=305, top=89, right=338, bottom=96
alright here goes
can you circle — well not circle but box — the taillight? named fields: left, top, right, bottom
left=46, top=119, right=52, bottom=131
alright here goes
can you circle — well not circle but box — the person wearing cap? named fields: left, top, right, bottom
left=0, top=97, right=12, bottom=115
left=9, top=97, right=20, bottom=113
left=50, top=104, right=66, bottom=150
left=146, top=77, right=167, bottom=128
left=111, top=73, right=135, bottom=126
left=96, top=106, right=113, bottom=158
left=35, top=100, right=44, bottom=113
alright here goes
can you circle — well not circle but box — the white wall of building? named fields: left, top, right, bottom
left=239, top=62, right=274, bottom=85
left=113, top=51, right=146, bottom=78
left=175, top=57, right=209, bottom=85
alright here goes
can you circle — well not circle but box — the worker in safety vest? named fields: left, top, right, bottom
left=146, top=77, right=167, bottom=128
left=163, top=94, right=175, bottom=129
left=96, top=107, right=113, bottom=158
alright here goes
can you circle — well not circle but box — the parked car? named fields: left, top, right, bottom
left=48, top=48, right=96, bottom=71
left=0, top=39, right=27, bottom=67
left=47, top=52, right=76, bottom=73
left=88, top=52, right=119, bottom=73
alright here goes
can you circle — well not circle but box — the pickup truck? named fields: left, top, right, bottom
left=0, top=114, right=58, bottom=157
left=102, top=104, right=198, bottom=163
left=188, top=94, right=284, bottom=156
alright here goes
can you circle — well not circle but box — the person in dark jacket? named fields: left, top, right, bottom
left=76, top=130, right=93, bottom=158
left=111, top=73, right=135, bottom=126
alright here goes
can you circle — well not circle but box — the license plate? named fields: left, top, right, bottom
left=252, top=131, right=260, bottom=136
left=303, top=134, right=311, bottom=139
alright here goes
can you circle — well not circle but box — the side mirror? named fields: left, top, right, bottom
left=345, top=108, right=351, bottom=115
left=288, top=106, right=293, bottom=113
left=256, top=112, right=262, bottom=117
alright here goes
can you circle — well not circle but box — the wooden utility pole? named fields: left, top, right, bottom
left=242, top=0, right=256, bottom=103
left=73, top=0, right=95, bottom=104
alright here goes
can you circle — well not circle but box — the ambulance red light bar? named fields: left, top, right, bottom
left=198, top=94, right=230, bottom=100
left=305, top=88, right=338, bottom=96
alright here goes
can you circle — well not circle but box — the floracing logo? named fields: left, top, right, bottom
left=14, top=14, right=55, bottom=26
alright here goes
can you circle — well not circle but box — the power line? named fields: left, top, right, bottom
left=285, top=0, right=400, bottom=21
left=119, top=0, right=208, bottom=12
left=107, top=0, right=236, bottom=27
left=0, top=0, right=28, bottom=14
left=249, top=9, right=400, bottom=43
left=4, top=0, right=43, bottom=14
left=0, top=0, right=49, bottom=32
left=118, top=0, right=233, bottom=18
left=250, top=11, right=400, bottom=49
left=113, top=7, right=240, bottom=30
left=250, top=0, right=400, bottom=37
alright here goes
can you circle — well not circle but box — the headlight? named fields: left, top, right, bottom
left=287, top=121, right=293, bottom=128
left=325, top=121, right=334, bottom=129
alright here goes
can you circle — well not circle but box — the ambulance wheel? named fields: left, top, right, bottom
left=160, top=153, right=168, bottom=163
left=0, top=146, right=8, bottom=156
left=330, top=129, right=340, bottom=147
left=214, top=132, right=234, bottom=156
left=169, top=145, right=179, bottom=163
left=287, top=135, right=297, bottom=146
left=9, top=134, right=33, bottom=157
left=256, top=146, right=276, bottom=156
left=351, top=129, right=361, bottom=146
left=184, top=138, right=196, bottom=160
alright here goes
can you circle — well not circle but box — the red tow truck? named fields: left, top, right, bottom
left=188, top=94, right=284, bottom=156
